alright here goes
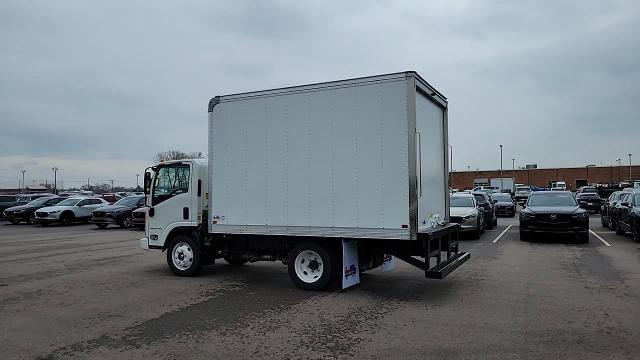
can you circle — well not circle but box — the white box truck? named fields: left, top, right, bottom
left=140, top=72, right=469, bottom=290
left=491, top=177, right=515, bottom=193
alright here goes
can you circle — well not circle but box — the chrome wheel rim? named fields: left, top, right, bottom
left=294, top=250, right=323, bottom=283
left=172, top=242, right=194, bottom=271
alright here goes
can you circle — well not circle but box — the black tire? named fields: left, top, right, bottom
left=9, top=220, right=20, bottom=225
left=616, top=225, right=626, bottom=235
left=578, top=232, right=589, bottom=243
left=27, top=213, right=36, bottom=225
left=119, top=214, right=133, bottom=228
left=485, top=217, right=493, bottom=230
left=610, top=218, right=617, bottom=231
left=601, top=214, right=608, bottom=228
left=493, top=218, right=498, bottom=227
left=136, top=225, right=144, bottom=230
left=632, top=222, right=640, bottom=243
left=96, top=223, right=108, bottom=229
left=166, top=234, right=202, bottom=277
left=288, top=242, right=337, bottom=291
left=59, top=212, right=74, bottom=226
left=224, top=255, right=249, bottom=266
left=520, top=230, right=529, bottom=241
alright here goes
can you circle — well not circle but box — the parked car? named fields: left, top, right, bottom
left=472, top=191, right=497, bottom=229
left=132, top=206, right=146, bottom=230
left=99, top=193, right=122, bottom=204
left=575, top=187, right=602, bottom=213
left=492, top=193, right=516, bottom=217
left=0, top=195, right=20, bottom=220
left=91, top=195, right=145, bottom=229
left=519, top=191, right=589, bottom=242
left=514, top=186, right=531, bottom=204
left=449, top=193, right=484, bottom=239
left=611, top=189, right=640, bottom=242
left=600, top=191, right=623, bottom=228
left=16, top=193, right=54, bottom=204
left=35, top=197, right=109, bottom=226
left=3, top=196, right=63, bottom=224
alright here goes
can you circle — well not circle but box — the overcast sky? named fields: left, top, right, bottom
left=1, top=0, right=639, bottom=188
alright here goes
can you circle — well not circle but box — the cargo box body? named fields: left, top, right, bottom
left=207, top=72, right=449, bottom=241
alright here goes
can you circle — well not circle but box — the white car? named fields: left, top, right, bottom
left=35, top=197, right=109, bottom=226
left=450, top=194, right=484, bottom=239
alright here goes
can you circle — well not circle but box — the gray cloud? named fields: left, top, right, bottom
left=0, top=0, right=639, bottom=187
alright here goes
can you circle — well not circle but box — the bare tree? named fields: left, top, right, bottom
left=154, top=150, right=204, bottom=163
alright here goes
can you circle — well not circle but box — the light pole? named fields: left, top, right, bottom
left=617, top=158, right=622, bottom=183
left=499, top=145, right=503, bottom=190
left=51, top=167, right=58, bottom=194
left=21, top=170, right=26, bottom=193
left=136, top=174, right=140, bottom=189
left=586, top=165, right=595, bottom=185
left=512, top=158, right=515, bottom=185
left=629, top=153, right=633, bottom=181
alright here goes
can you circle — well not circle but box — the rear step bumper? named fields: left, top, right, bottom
left=392, top=223, right=470, bottom=279
left=426, top=252, right=470, bottom=279
left=393, top=252, right=470, bottom=279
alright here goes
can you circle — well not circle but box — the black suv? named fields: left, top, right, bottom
left=611, top=189, right=640, bottom=242
left=0, top=195, right=20, bottom=220
left=91, top=195, right=145, bottom=229
left=472, top=191, right=497, bottom=229
left=600, top=191, right=623, bottom=228
left=3, top=196, right=63, bottom=224
left=520, top=191, right=589, bottom=242
left=575, top=186, right=602, bottom=213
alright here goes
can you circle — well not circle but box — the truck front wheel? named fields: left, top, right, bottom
left=288, top=242, right=337, bottom=291
left=167, top=235, right=202, bottom=277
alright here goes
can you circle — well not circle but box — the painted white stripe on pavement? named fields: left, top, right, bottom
left=589, top=230, right=611, bottom=247
left=493, top=225, right=513, bottom=243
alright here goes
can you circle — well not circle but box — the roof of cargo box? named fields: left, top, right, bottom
left=208, top=71, right=447, bottom=112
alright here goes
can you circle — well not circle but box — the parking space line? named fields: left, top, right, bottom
left=589, top=230, right=611, bottom=247
left=493, top=225, right=513, bottom=243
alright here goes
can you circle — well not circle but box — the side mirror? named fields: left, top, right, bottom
left=144, top=172, right=152, bottom=195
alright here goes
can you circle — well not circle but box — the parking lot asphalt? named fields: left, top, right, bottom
left=1, top=213, right=640, bottom=360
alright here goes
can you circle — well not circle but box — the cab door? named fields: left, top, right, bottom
left=147, top=163, right=194, bottom=247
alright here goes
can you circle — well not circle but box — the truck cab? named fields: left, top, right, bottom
left=140, top=159, right=207, bottom=251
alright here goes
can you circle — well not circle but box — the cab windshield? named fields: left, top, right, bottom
left=152, top=164, right=190, bottom=205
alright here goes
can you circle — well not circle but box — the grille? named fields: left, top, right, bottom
left=93, top=211, right=106, bottom=217
left=36, top=211, right=48, bottom=217
left=535, top=214, right=572, bottom=222
left=450, top=216, right=463, bottom=224
left=133, top=211, right=145, bottom=218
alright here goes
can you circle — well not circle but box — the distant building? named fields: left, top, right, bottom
left=525, top=164, right=537, bottom=169
left=452, top=165, right=639, bottom=190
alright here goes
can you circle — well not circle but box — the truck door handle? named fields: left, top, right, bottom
left=183, top=207, right=189, bottom=220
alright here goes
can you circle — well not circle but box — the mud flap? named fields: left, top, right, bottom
left=342, top=239, right=360, bottom=289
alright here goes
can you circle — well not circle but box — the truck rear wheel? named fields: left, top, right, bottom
left=167, top=235, right=202, bottom=277
left=288, top=242, right=337, bottom=291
